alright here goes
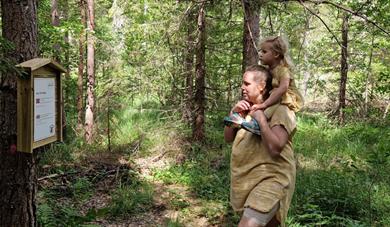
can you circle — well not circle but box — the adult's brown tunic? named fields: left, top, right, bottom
left=230, top=105, right=296, bottom=226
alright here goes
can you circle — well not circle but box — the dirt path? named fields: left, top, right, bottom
left=38, top=131, right=229, bottom=226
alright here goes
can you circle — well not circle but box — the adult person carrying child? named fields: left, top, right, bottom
left=224, top=65, right=297, bottom=227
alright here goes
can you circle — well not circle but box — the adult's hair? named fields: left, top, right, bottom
left=245, top=65, right=272, bottom=100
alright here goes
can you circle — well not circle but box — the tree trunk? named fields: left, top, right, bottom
left=183, top=9, right=195, bottom=124
left=77, top=0, right=86, bottom=132
left=363, top=35, right=374, bottom=116
left=193, top=3, right=206, bottom=142
left=63, top=1, right=71, bottom=78
left=242, top=0, right=260, bottom=73
left=337, top=14, right=349, bottom=124
left=85, top=0, right=95, bottom=143
left=51, top=0, right=69, bottom=140
left=0, top=0, right=39, bottom=226
left=51, top=0, right=61, bottom=60
left=302, top=15, right=311, bottom=98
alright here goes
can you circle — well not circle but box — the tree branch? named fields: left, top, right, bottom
left=298, top=0, right=343, bottom=48
left=278, top=0, right=390, bottom=36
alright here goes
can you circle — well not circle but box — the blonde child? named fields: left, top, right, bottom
left=253, top=36, right=304, bottom=115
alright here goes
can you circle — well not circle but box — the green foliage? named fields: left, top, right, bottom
left=37, top=203, right=56, bottom=227
left=106, top=98, right=177, bottom=154
left=72, top=177, right=94, bottom=201
left=167, top=189, right=191, bottom=210
left=39, top=142, right=77, bottom=167
left=153, top=160, right=229, bottom=202
left=108, top=182, right=154, bottom=217
left=291, top=113, right=390, bottom=226
left=153, top=138, right=231, bottom=202
left=153, top=111, right=390, bottom=226
left=165, top=218, right=184, bottom=227
left=0, top=37, right=27, bottom=77
left=37, top=195, right=98, bottom=226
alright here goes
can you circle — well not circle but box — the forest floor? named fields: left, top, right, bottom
left=37, top=109, right=390, bottom=226
left=38, top=128, right=234, bottom=226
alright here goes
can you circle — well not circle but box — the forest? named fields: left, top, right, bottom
left=0, top=0, right=389, bottom=226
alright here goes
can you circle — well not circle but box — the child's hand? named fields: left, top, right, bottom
left=251, top=103, right=267, bottom=111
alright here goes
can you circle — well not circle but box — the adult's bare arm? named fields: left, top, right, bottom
left=224, top=126, right=237, bottom=143
left=251, top=110, right=289, bottom=157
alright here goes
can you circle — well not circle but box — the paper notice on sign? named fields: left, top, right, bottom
left=34, top=77, right=56, bottom=142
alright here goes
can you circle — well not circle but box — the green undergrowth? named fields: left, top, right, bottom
left=37, top=100, right=171, bottom=226
left=37, top=163, right=155, bottom=226
left=288, top=112, right=390, bottom=226
left=152, top=111, right=390, bottom=226
left=37, top=101, right=390, bottom=226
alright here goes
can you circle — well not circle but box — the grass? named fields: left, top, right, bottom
left=108, top=182, right=154, bottom=217
left=37, top=99, right=390, bottom=226
left=289, top=112, right=390, bottom=226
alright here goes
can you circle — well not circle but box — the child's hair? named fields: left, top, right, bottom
left=259, top=35, right=294, bottom=69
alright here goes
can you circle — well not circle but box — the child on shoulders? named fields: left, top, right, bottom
left=253, top=36, right=304, bottom=116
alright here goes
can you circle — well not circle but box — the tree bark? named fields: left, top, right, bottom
left=302, top=16, right=311, bottom=98
left=183, top=9, right=195, bottom=124
left=77, top=0, right=86, bottom=132
left=51, top=0, right=61, bottom=60
left=0, top=0, right=39, bottom=226
left=63, top=1, right=71, bottom=78
left=242, top=0, right=260, bottom=73
left=85, top=0, right=95, bottom=143
left=193, top=3, right=206, bottom=142
left=337, top=14, right=349, bottom=124
left=51, top=0, right=69, bottom=140
left=363, top=35, right=374, bottom=116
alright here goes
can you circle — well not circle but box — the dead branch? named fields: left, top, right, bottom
left=38, top=171, right=79, bottom=181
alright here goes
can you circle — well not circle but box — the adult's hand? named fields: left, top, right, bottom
left=231, top=100, right=252, bottom=114
left=225, top=100, right=252, bottom=143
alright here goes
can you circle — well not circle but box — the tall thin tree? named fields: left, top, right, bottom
left=85, top=0, right=96, bottom=143
left=51, top=0, right=68, bottom=139
left=51, top=0, right=61, bottom=59
left=364, top=34, right=374, bottom=116
left=77, top=0, right=86, bottom=132
left=242, top=0, right=260, bottom=72
left=183, top=8, right=196, bottom=124
left=0, top=0, right=39, bottom=225
left=193, top=3, right=206, bottom=141
left=337, top=13, right=349, bottom=124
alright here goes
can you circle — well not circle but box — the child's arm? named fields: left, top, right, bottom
left=253, top=77, right=290, bottom=110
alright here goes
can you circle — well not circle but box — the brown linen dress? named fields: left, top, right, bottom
left=230, top=105, right=297, bottom=226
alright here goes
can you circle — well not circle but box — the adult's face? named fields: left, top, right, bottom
left=241, top=71, right=266, bottom=104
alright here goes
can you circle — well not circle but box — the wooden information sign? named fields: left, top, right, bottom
left=16, top=58, right=66, bottom=153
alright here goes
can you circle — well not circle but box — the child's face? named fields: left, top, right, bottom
left=241, top=71, right=265, bottom=104
left=259, top=42, right=278, bottom=66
